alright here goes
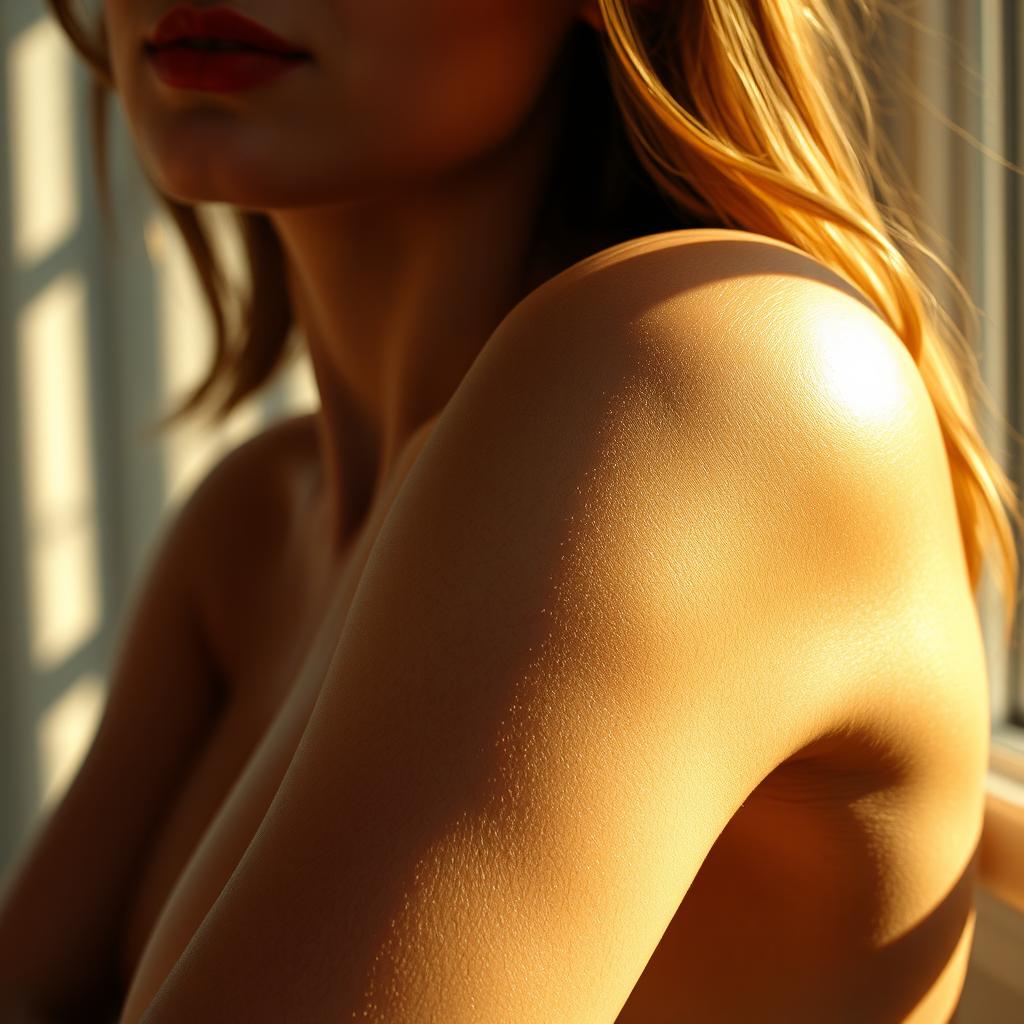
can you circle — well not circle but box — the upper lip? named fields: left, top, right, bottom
left=145, top=5, right=311, bottom=56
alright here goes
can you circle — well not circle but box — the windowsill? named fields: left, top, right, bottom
left=979, top=726, right=1024, bottom=912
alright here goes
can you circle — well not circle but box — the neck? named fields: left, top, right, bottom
left=267, top=50, right=584, bottom=555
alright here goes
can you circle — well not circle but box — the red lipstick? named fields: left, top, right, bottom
left=144, top=5, right=312, bottom=93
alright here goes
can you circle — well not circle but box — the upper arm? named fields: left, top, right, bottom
left=0, top=445, right=248, bottom=1017
left=127, top=241, right=953, bottom=1024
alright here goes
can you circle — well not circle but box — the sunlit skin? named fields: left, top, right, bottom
left=0, top=1, right=992, bottom=1021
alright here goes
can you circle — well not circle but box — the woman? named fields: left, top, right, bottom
left=0, top=1, right=1015, bottom=1020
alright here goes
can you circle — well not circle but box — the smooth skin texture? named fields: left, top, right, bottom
left=119, top=235, right=987, bottom=1022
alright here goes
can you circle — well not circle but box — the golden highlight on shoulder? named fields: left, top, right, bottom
left=486, top=228, right=926, bottom=446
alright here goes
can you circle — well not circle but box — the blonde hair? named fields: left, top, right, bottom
left=48, top=0, right=1021, bottom=643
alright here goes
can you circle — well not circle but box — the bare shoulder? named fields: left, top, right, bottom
left=494, top=227, right=920, bottom=426
left=179, top=412, right=316, bottom=550
left=479, top=233, right=991, bottom=940
left=168, top=413, right=319, bottom=657
left=483, top=225, right=986, bottom=758
left=494, top=227, right=936, bottom=465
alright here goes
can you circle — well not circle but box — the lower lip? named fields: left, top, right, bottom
left=145, top=46, right=309, bottom=92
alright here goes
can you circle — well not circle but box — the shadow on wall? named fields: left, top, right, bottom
left=0, top=1, right=317, bottom=868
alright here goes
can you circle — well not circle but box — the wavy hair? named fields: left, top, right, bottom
left=47, top=0, right=1022, bottom=643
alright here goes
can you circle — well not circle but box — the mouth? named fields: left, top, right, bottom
left=143, top=5, right=312, bottom=59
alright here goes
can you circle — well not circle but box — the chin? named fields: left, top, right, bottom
left=142, top=148, right=408, bottom=214
left=136, top=129, right=327, bottom=210
left=149, top=172, right=364, bottom=214
left=145, top=160, right=281, bottom=209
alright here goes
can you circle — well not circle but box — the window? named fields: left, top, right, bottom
left=876, top=0, right=1024, bottom=1016
left=870, top=0, right=1024, bottom=739
left=1005, top=0, right=1024, bottom=729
